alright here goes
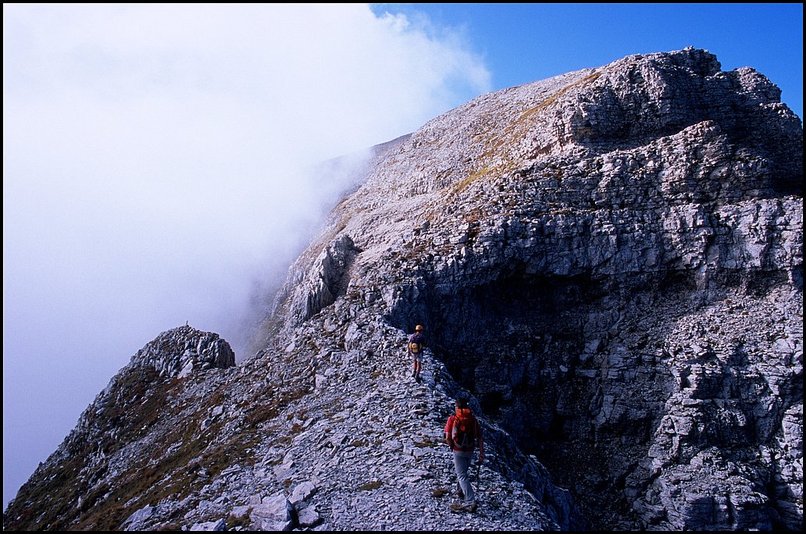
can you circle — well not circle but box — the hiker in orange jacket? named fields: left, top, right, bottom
left=444, top=396, right=484, bottom=512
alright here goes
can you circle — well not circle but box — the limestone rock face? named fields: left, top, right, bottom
left=4, top=48, right=801, bottom=532
left=267, top=47, right=802, bottom=531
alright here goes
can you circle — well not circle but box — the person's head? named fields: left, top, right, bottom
left=415, top=324, right=424, bottom=332
left=455, top=397, right=468, bottom=409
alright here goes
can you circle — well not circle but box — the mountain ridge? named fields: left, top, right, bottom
left=4, top=47, right=802, bottom=531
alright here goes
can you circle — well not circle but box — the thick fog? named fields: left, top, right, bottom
left=3, top=4, right=490, bottom=507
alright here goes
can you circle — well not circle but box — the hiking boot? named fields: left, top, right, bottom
left=449, top=500, right=477, bottom=513
left=457, top=486, right=464, bottom=499
left=449, top=501, right=466, bottom=513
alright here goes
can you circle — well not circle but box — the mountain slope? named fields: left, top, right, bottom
left=4, top=48, right=802, bottom=531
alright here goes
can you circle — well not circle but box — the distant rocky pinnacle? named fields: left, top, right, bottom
left=130, top=325, right=236, bottom=378
left=4, top=48, right=802, bottom=531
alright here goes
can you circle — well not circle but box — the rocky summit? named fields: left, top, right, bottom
left=4, top=48, right=802, bottom=532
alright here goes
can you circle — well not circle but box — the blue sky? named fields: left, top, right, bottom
left=375, top=3, right=803, bottom=118
left=3, top=3, right=803, bottom=510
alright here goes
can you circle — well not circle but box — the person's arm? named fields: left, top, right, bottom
left=444, top=416, right=455, bottom=449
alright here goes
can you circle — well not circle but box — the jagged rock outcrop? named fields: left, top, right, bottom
left=132, top=325, right=236, bottom=378
left=292, top=234, right=362, bottom=323
left=4, top=48, right=802, bottom=532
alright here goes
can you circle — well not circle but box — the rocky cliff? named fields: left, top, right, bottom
left=4, top=48, right=802, bottom=531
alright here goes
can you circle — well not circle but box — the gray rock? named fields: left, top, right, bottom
left=297, top=506, right=321, bottom=528
left=289, top=481, right=317, bottom=507
left=121, top=505, right=154, bottom=531
left=251, top=493, right=293, bottom=531
left=189, top=519, right=227, bottom=531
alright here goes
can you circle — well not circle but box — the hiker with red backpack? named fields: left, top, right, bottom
left=407, top=324, right=426, bottom=382
left=444, top=396, right=484, bottom=512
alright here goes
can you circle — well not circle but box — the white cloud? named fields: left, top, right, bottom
left=2, top=3, right=490, bottom=507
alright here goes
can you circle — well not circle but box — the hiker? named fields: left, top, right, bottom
left=444, top=396, right=484, bottom=512
left=407, top=324, right=426, bottom=382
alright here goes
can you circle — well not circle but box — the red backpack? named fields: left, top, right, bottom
left=451, top=408, right=477, bottom=450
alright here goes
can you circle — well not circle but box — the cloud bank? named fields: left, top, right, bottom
left=2, top=3, right=490, bottom=507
